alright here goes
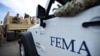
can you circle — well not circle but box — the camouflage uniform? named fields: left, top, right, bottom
left=54, top=0, right=100, bottom=17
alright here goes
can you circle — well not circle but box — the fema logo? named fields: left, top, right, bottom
left=50, top=36, right=91, bottom=56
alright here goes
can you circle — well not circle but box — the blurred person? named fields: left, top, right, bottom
left=13, top=13, right=20, bottom=23
left=54, top=0, right=100, bottom=17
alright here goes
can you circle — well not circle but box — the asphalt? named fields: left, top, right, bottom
left=0, top=40, right=20, bottom=56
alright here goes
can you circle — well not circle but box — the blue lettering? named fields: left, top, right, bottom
left=56, top=37, right=61, bottom=48
left=50, top=36, right=91, bottom=56
left=51, top=36, right=55, bottom=46
left=77, top=41, right=91, bottom=56
left=62, top=38, right=76, bottom=52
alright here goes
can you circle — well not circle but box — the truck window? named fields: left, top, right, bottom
left=49, top=1, right=62, bottom=15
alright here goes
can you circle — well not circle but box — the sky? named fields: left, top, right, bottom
left=0, top=0, right=48, bottom=21
left=0, top=0, right=59, bottom=22
left=0, top=3, right=16, bottom=21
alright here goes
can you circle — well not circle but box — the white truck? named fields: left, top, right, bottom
left=18, top=0, right=100, bottom=56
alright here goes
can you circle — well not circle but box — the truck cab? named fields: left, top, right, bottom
left=18, top=0, right=100, bottom=56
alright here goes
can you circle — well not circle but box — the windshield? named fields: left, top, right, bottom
left=49, top=1, right=62, bottom=15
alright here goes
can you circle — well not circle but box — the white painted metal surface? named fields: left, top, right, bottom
left=28, top=5, right=100, bottom=56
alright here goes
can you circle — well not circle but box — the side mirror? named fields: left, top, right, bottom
left=36, top=5, right=47, bottom=19
left=36, top=5, right=47, bottom=28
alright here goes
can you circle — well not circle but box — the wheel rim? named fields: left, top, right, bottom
left=20, top=44, right=25, bottom=56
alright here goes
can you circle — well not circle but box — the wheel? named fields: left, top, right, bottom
left=4, top=25, right=18, bottom=41
left=18, top=32, right=40, bottom=56
left=6, top=32, right=15, bottom=41
left=19, top=40, right=28, bottom=56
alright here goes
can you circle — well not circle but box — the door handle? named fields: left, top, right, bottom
left=82, top=21, right=100, bottom=28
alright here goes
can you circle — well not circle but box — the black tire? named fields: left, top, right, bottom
left=18, top=32, right=39, bottom=56
left=19, top=40, right=28, bottom=56
left=6, top=32, right=16, bottom=41
left=4, top=25, right=18, bottom=41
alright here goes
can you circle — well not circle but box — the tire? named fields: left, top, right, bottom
left=19, top=40, right=28, bottom=56
left=18, top=32, right=39, bottom=56
left=6, top=32, right=15, bottom=41
left=4, top=25, right=18, bottom=41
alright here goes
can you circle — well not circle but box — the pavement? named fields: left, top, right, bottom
left=0, top=40, right=20, bottom=56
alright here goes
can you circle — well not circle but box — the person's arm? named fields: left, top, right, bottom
left=54, top=0, right=100, bottom=17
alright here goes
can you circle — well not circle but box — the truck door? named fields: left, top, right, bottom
left=35, top=5, right=100, bottom=56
